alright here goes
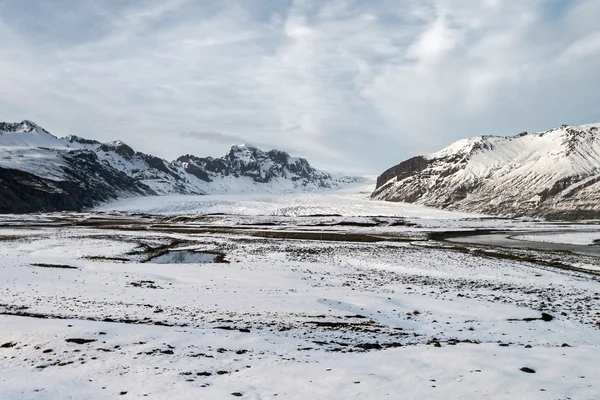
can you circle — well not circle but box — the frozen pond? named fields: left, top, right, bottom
left=147, top=250, right=221, bottom=264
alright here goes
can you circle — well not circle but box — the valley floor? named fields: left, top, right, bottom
left=1, top=194, right=599, bottom=399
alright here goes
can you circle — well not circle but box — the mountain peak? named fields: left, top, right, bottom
left=21, top=120, right=42, bottom=130
left=0, top=120, right=45, bottom=134
left=0, top=120, right=62, bottom=148
left=227, top=143, right=268, bottom=164
left=99, top=140, right=136, bottom=158
left=227, top=143, right=295, bottom=162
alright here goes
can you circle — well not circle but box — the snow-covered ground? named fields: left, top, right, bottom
left=513, top=231, right=600, bottom=246
left=1, top=190, right=600, bottom=399
left=3, top=315, right=598, bottom=400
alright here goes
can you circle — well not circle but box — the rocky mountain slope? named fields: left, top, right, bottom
left=0, top=121, right=358, bottom=213
left=372, top=123, right=600, bottom=220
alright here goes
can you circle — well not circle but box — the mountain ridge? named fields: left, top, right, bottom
left=372, top=123, right=600, bottom=220
left=0, top=120, right=362, bottom=213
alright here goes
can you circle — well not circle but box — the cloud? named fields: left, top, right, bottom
left=561, top=32, right=600, bottom=62
left=0, top=0, right=599, bottom=173
left=407, top=16, right=458, bottom=62
left=180, top=131, right=250, bottom=144
left=179, top=130, right=292, bottom=154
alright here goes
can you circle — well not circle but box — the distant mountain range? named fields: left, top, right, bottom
left=372, top=123, right=600, bottom=220
left=0, top=121, right=361, bottom=213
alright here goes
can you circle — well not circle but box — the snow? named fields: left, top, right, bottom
left=0, top=147, right=67, bottom=180
left=2, top=315, right=598, bottom=400
left=513, top=231, right=600, bottom=246
left=97, top=183, right=482, bottom=218
left=0, top=121, right=357, bottom=194
left=0, top=121, right=66, bottom=149
left=0, top=121, right=73, bottom=180
left=0, top=214, right=599, bottom=399
left=1, top=121, right=600, bottom=399
left=375, top=123, right=600, bottom=217
left=429, top=124, right=600, bottom=188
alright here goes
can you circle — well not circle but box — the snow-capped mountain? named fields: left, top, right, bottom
left=0, top=121, right=359, bottom=213
left=175, top=144, right=335, bottom=193
left=372, top=123, right=600, bottom=220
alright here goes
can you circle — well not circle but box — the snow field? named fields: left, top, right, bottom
left=0, top=220, right=599, bottom=399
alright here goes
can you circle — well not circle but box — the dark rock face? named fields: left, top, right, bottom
left=0, top=168, right=84, bottom=214
left=181, top=162, right=212, bottom=182
left=141, top=154, right=175, bottom=177
left=66, top=135, right=100, bottom=146
left=372, top=124, right=600, bottom=220
left=100, top=142, right=135, bottom=159
left=0, top=150, right=154, bottom=214
left=61, top=150, right=155, bottom=197
left=376, top=156, right=429, bottom=190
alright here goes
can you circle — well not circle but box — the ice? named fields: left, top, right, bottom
left=147, top=251, right=220, bottom=264
left=97, top=182, right=483, bottom=219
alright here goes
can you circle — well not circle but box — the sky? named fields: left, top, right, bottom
left=1, top=0, right=600, bottom=173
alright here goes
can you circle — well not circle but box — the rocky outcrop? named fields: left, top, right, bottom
left=176, top=144, right=333, bottom=187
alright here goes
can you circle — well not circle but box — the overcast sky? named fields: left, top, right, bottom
left=1, top=0, right=599, bottom=173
